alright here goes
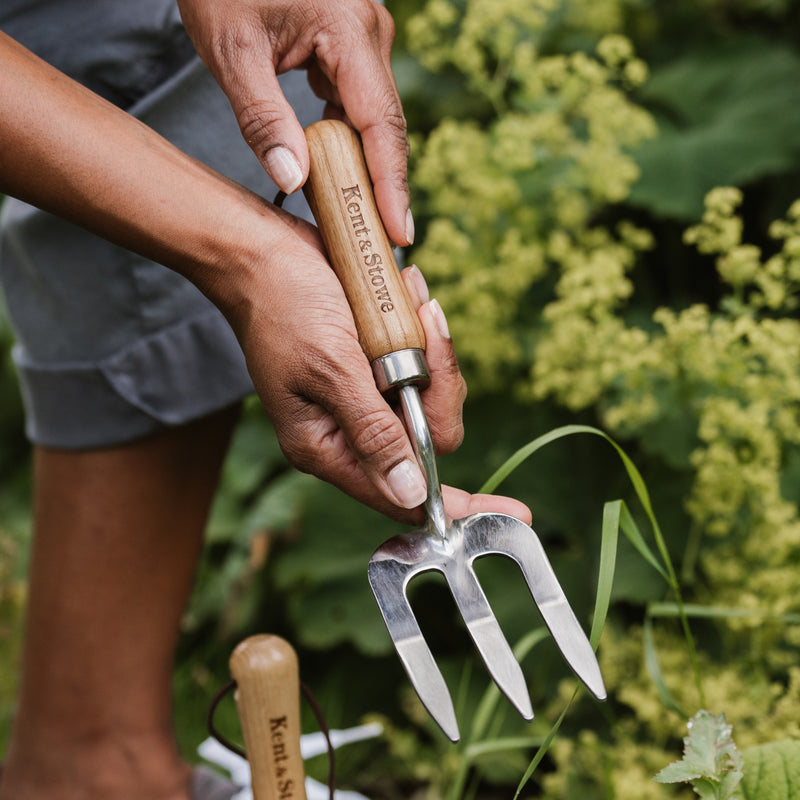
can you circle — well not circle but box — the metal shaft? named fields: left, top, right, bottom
left=398, top=384, right=448, bottom=540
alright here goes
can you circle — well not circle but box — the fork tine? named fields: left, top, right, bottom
left=462, top=514, right=607, bottom=701
left=443, top=560, right=534, bottom=721
left=368, top=554, right=460, bottom=742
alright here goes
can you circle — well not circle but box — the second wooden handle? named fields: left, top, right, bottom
left=303, top=120, right=425, bottom=363
left=230, top=635, right=307, bottom=800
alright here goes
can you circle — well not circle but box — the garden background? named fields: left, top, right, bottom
left=2, top=0, right=800, bottom=796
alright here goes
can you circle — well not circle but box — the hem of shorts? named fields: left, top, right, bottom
left=12, top=308, right=255, bottom=450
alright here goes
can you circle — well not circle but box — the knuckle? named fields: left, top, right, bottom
left=299, top=334, right=360, bottom=389
left=237, top=101, right=285, bottom=154
left=435, top=350, right=467, bottom=397
left=366, top=1, right=396, bottom=44
left=349, top=408, right=405, bottom=463
left=427, top=373, right=467, bottom=455
left=206, top=19, right=262, bottom=73
left=436, top=420, right=465, bottom=455
left=346, top=0, right=391, bottom=33
left=274, top=409, right=331, bottom=475
left=366, top=109, right=410, bottom=189
left=280, top=437, right=315, bottom=474
left=383, top=103, right=409, bottom=145
left=367, top=85, right=407, bottom=135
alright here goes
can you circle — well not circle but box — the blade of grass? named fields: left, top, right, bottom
left=481, top=424, right=704, bottom=705
left=482, top=424, right=709, bottom=797
left=465, top=736, right=547, bottom=761
left=592, top=500, right=620, bottom=649
left=513, top=689, right=578, bottom=800
left=479, top=425, right=591, bottom=494
left=643, top=612, right=685, bottom=716
left=648, top=602, right=800, bottom=624
left=618, top=502, right=669, bottom=582
left=448, top=629, right=552, bottom=800
left=468, top=628, right=551, bottom=744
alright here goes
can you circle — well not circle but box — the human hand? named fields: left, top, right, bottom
left=177, top=0, right=413, bottom=247
left=226, top=213, right=529, bottom=524
left=0, top=31, right=527, bottom=525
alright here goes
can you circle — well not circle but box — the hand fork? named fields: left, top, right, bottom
left=303, top=120, right=606, bottom=742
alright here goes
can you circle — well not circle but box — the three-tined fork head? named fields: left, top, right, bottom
left=368, top=512, right=607, bottom=742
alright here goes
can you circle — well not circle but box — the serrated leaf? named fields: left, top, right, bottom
left=655, top=711, right=743, bottom=800
left=657, top=754, right=711, bottom=785
left=740, top=740, right=800, bottom=800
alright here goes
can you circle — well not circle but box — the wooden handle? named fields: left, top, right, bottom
left=303, top=119, right=425, bottom=363
left=230, top=635, right=307, bottom=800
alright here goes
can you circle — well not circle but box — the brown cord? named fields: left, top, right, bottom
left=300, top=681, right=336, bottom=800
left=207, top=678, right=336, bottom=800
left=206, top=679, right=246, bottom=759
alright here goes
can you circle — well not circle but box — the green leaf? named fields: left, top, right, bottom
left=480, top=424, right=672, bottom=585
left=271, top=480, right=398, bottom=654
left=655, top=711, right=743, bottom=800
left=513, top=691, right=577, bottom=800
left=239, top=470, right=316, bottom=538
left=630, top=37, right=800, bottom=219
left=287, top=572, right=390, bottom=655
left=467, top=628, right=551, bottom=745
left=643, top=614, right=685, bottom=717
left=481, top=423, right=705, bottom=703
left=740, top=740, right=800, bottom=800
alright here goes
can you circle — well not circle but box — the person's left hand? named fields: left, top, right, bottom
left=177, top=0, right=414, bottom=247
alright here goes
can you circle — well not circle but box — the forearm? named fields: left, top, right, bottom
left=0, top=33, right=488, bottom=521
left=0, top=31, right=290, bottom=315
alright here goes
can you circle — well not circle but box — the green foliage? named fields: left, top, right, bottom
left=387, top=0, right=800, bottom=796
left=629, top=37, right=800, bottom=220
left=655, top=716, right=800, bottom=800
left=741, top=740, right=800, bottom=800
left=2, top=1, right=800, bottom=796
left=406, top=0, right=656, bottom=390
left=655, top=712, right=743, bottom=800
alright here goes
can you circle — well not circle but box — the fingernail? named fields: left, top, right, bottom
left=405, top=208, right=415, bottom=245
left=430, top=298, right=451, bottom=339
left=407, top=264, right=430, bottom=305
left=387, top=459, right=427, bottom=509
left=266, top=146, right=303, bottom=194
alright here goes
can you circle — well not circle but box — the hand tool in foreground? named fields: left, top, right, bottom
left=230, top=634, right=307, bottom=800
left=303, top=119, right=606, bottom=743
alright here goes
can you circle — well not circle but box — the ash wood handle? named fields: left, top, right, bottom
left=303, top=120, right=425, bottom=363
left=230, top=635, right=307, bottom=800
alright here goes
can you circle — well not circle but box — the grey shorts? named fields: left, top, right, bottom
left=0, top=0, right=322, bottom=448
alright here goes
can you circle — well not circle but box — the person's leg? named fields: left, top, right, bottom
left=0, top=405, right=239, bottom=800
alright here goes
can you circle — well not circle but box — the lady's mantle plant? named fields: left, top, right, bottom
left=405, top=0, right=800, bottom=796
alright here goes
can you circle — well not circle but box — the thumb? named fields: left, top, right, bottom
left=229, top=60, right=309, bottom=194
left=271, top=358, right=428, bottom=513
left=329, top=383, right=429, bottom=511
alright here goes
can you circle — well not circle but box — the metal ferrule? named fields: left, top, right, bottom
left=371, top=348, right=430, bottom=393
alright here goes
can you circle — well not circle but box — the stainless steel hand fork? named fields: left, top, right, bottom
left=304, top=120, right=606, bottom=743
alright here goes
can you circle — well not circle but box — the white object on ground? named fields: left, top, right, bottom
left=198, top=722, right=383, bottom=800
